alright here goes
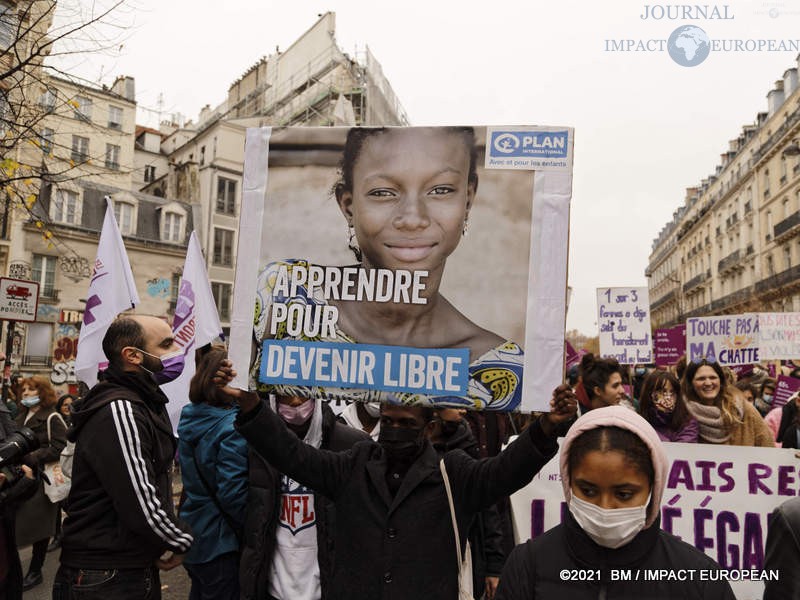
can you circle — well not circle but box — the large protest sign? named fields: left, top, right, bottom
left=596, top=287, right=652, bottom=364
left=229, top=126, right=574, bottom=412
left=654, top=324, right=686, bottom=367
left=510, top=442, right=797, bottom=600
left=686, top=315, right=760, bottom=366
left=757, top=312, right=800, bottom=360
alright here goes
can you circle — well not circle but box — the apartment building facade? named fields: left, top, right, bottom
left=647, top=56, right=800, bottom=328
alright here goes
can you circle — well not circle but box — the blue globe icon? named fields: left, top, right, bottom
left=668, top=25, right=711, bottom=67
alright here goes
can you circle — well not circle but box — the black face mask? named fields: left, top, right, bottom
left=378, top=426, right=424, bottom=461
left=438, top=419, right=460, bottom=438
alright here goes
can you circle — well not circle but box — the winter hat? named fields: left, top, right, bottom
left=559, top=405, right=669, bottom=528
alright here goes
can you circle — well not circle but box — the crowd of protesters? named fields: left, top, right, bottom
left=5, top=318, right=800, bottom=598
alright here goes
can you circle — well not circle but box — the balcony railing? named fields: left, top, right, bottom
left=755, top=264, right=800, bottom=294
left=710, top=286, right=755, bottom=312
left=39, top=288, right=60, bottom=303
left=21, top=355, right=53, bottom=367
left=683, top=272, right=708, bottom=293
left=718, top=250, right=741, bottom=274
left=650, top=289, right=677, bottom=312
left=774, top=210, right=800, bottom=241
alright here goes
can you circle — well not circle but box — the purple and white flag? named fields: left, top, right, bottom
left=75, top=198, right=139, bottom=387
left=162, top=231, right=224, bottom=431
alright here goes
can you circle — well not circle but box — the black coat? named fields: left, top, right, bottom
left=239, top=403, right=368, bottom=600
left=764, top=497, right=800, bottom=600
left=0, top=403, right=38, bottom=599
left=14, top=405, right=66, bottom=546
left=495, top=512, right=736, bottom=600
left=431, top=420, right=507, bottom=591
left=237, top=402, right=557, bottom=600
left=60, top=367, right=192, bottom=569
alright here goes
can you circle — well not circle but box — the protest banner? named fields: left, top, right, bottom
left=75, top=198, right=139, bottom=387
left=730, top=363, right=755, bottom=379
left=565, top=340, right=583, bottom=370
left=686, top=315, right=759, bottom=366
left=596, top=287, right=652, bottom=364
left=162, top=231, right=224, bottom=432
left=510, top=442, right=797, bottom=600
left=654, top=324, right=685, bottom=367
left=229, top=126, right=574, bottom=412
left=774, top=374, right=800, bottom=408
left=757, top=312, right=800, bottom=360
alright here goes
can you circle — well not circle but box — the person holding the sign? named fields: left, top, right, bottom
left=637, top=371, right=698, bottom=443
left=217, top=358, right=576, bottom=599
left=253, top=126, right=523, bottom=410
left=681, top=360, right=773, bottom=447
left=495, top=406, right=735, bottom=600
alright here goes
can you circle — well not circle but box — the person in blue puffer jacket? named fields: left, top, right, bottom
left=178, top=346, right=248, bottom=600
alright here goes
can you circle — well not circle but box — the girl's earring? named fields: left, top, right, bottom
left=347, top=223, right=362, bottom=262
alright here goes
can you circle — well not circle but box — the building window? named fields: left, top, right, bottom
left=785, top=245, right=792, bottom=270
left=71, top=135, right=89, bottom=162
left=216, top=177, right=236, bottom=215
left=32, top=254, right=57, bottom=298
left=200, top=146, right=205, bottom=165
left=105, top=143, right=120, bottom=170
left=73, top=95, right=92, bottom=121
left=39, top=88, right=56, bottom=112
left=0, top=2, right=17, bottom=49
left=51, top=190, right=80, bottom=225
left=113, top=201, right=134, bottom=235
left=40, top=128, right=54, bottom=155
left=211, top=282, right=232, bottom=321
left=162, top=211, right=184, bottom=243
left=108, top=105, right=122, bottom=130
left=767, top=254, right=775, bottom=276
left=24, top=322, right=53, bottom=367
left=144, top=165, right=156, bottom=183
left=213, top=228, right=234, bottom=266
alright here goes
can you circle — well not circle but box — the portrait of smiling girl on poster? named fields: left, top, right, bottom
left=230, top=125, right=574, bottom=412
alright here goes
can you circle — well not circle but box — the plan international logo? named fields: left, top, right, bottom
left=605, top=4, right=800, bottom=67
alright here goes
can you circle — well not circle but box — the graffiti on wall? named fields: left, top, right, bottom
left=8, top=261, right=31, bottom=280
left=59, top=256, right=91, bottom=281
left=146, top=277, right=171, bottom=299
left=51, top=325, right=79, bottom=385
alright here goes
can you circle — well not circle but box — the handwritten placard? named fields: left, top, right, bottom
left=596, top=287, right=652, bottom=365
left=757, top=312, right=800, bottom=360
left=654, top=325, right=686, bottom=367
left=686, top=315, right=759, bottom=366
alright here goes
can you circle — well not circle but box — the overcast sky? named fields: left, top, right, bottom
left=55, top=0, right=800, bottom=336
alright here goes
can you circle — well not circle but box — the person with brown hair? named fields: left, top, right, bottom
left=681, top=359, right=773, bottom=447
left=177, top=346, right=247, bottom=599
left=576, top=353, right=625, bottom=413
left=637, top=370, right=698, bottom=442
left=14, top=375, right=67, bottom=590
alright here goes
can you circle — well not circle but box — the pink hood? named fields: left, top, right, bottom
left=559, top=406, right=669, bottom=528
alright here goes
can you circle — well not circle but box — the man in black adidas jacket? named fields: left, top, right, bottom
left=53, top=316, right=193, bottom=599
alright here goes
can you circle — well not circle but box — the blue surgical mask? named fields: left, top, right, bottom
left=21, top=396, right=40, bottom=408
left=763, top=393, right=774, bottom=405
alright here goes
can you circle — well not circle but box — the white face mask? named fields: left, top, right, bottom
left=364, top=402, right=381, bottom=418
left=569, top=492, right=651, bottom=549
